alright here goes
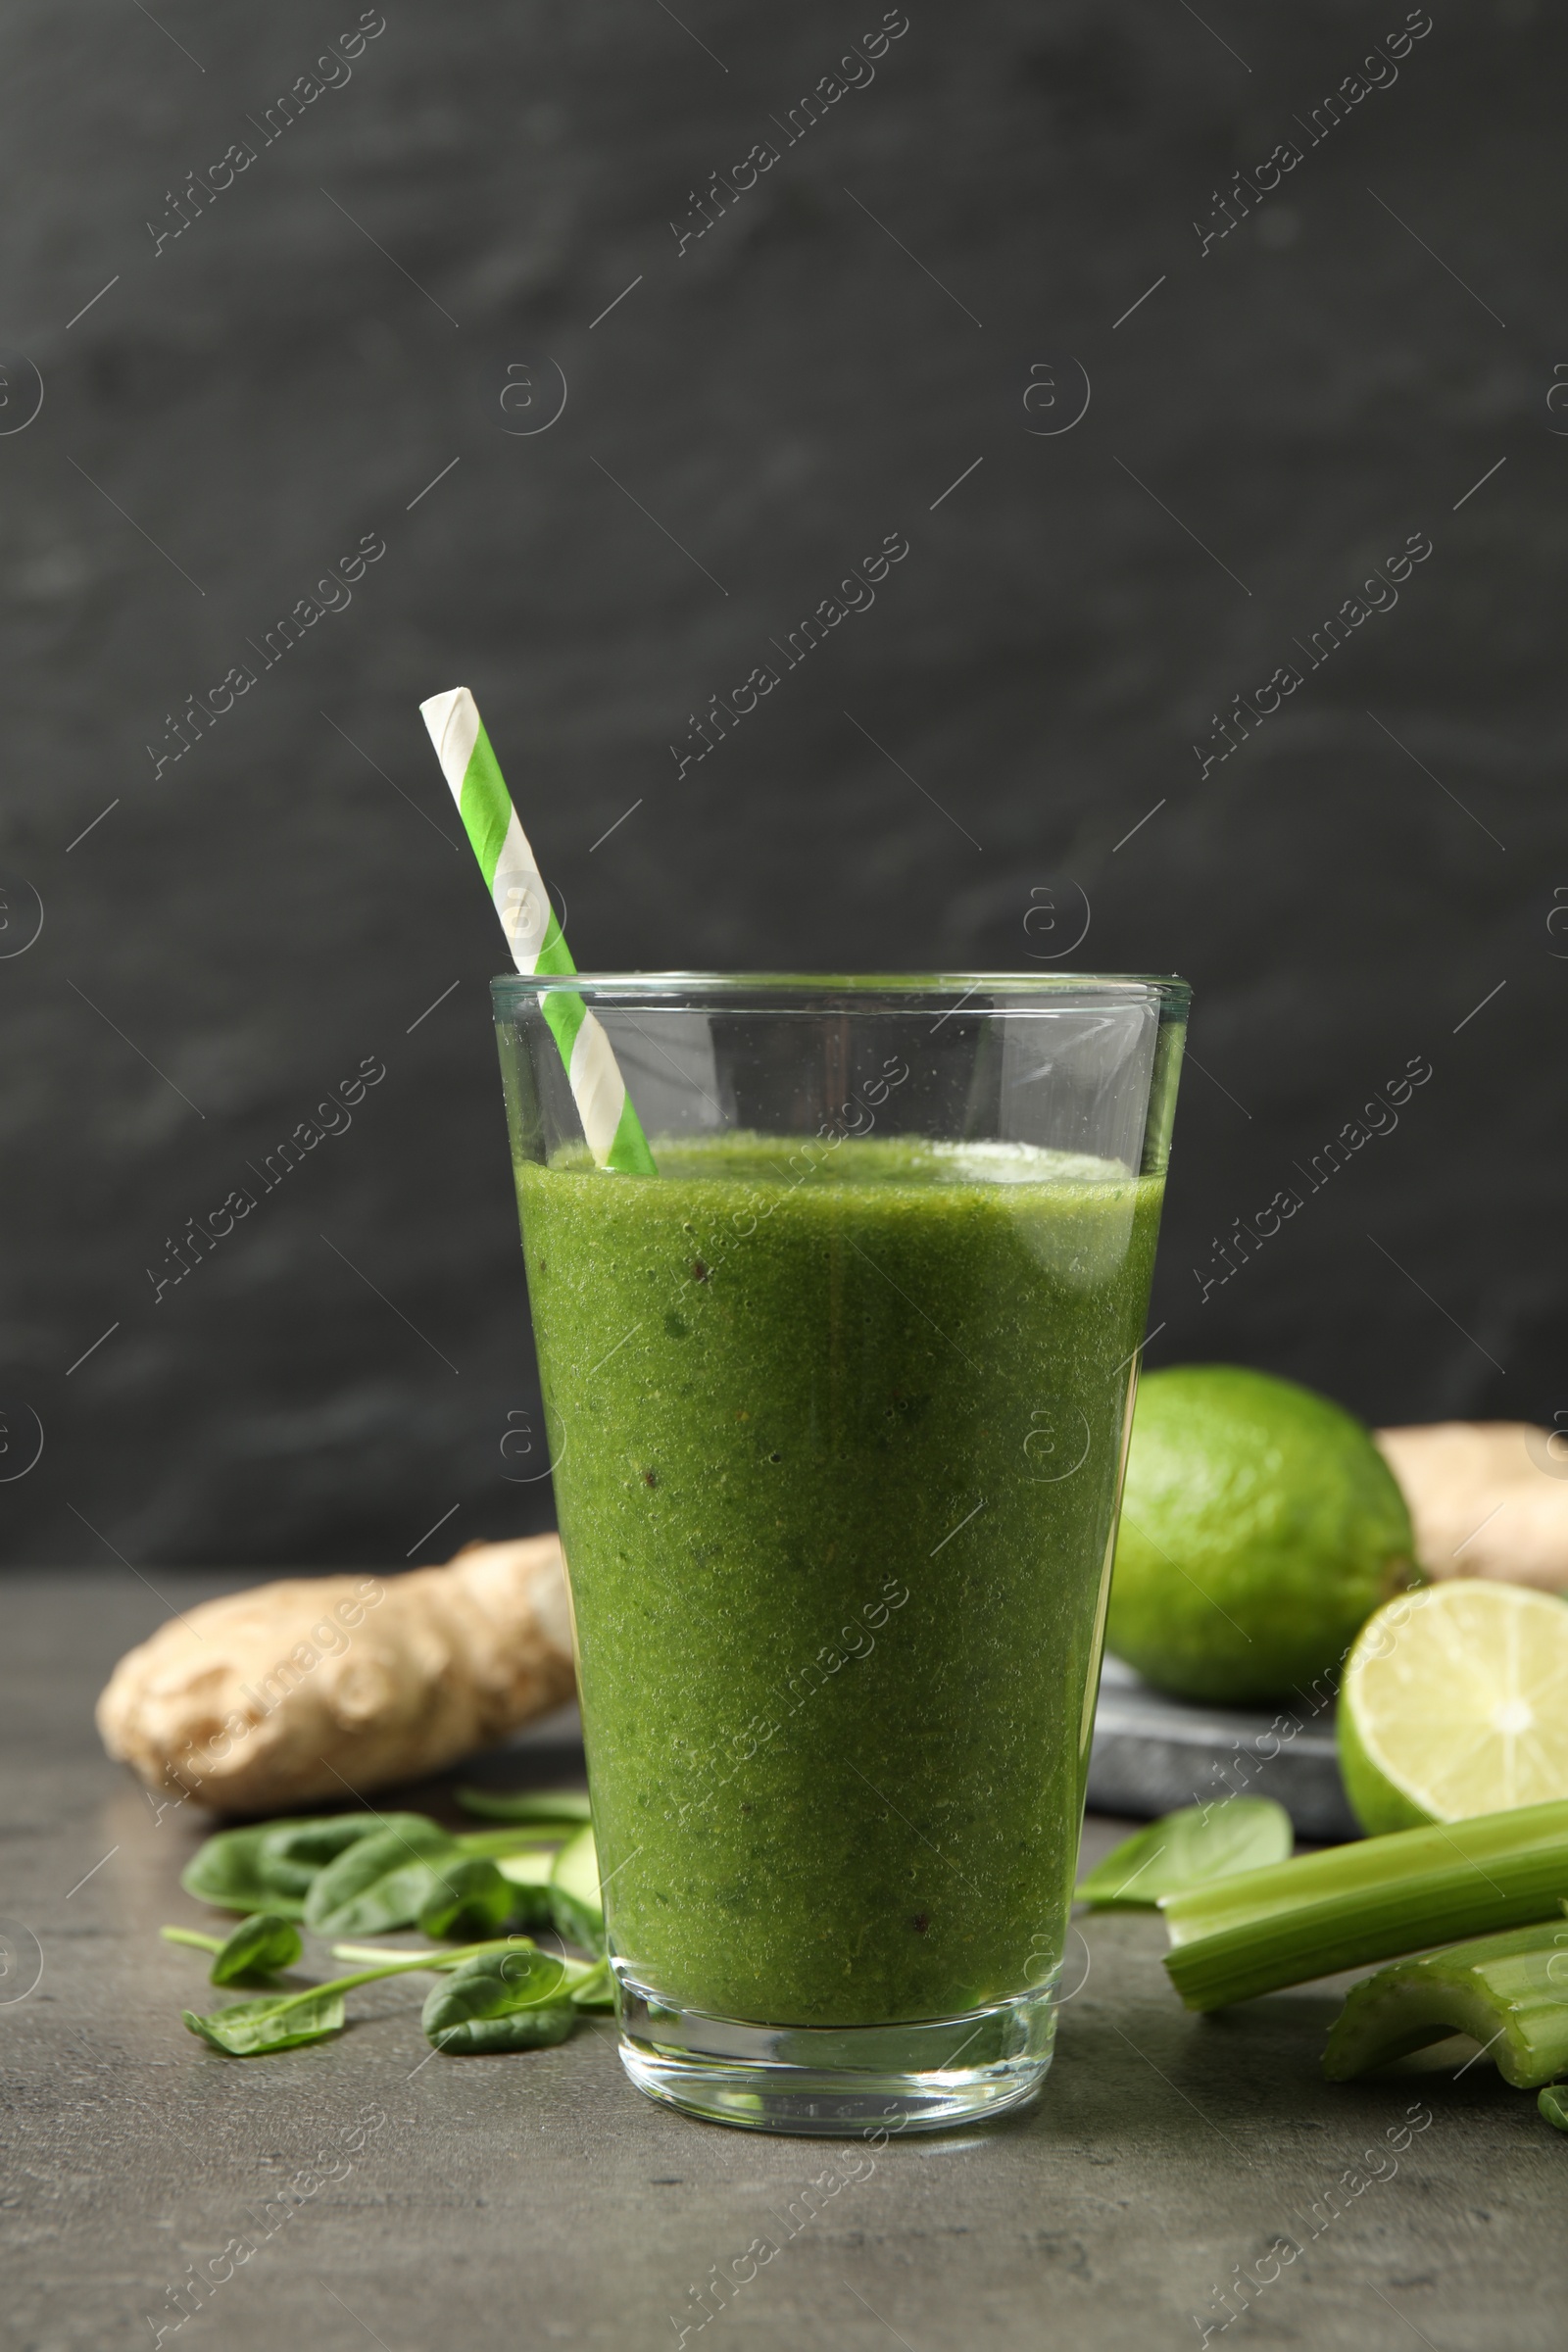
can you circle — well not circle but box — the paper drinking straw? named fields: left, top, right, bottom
left=419, top=687, right=657, bottom=1174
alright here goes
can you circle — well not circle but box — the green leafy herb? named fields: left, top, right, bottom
left=178, top=1938, right=534, bottom=2057
left=163, top=1917, right=303, bottom=1984
left=183, top=1984, right=348, bottom=2056
left=169, top=1795, right=610, bottom=2061
left=1322, top=1920, right=1568, bottom=2089
left=179, top=1811, right=439, bottom=1917
left=208, top=1912, right=304, bottom=1985
left=424, top=2006, right=576, bottom=2055
left=549, top=1825, right=606, bottom=1956
left=303, top=1820, right=458, bottom=1937
left=421, top=1948, right=574, bottom=2054
left=179, top=1822, right=314, bottom=1918
left=254, top=1815, right=399, bottom=1897
left=1539, top=2085, right=1568, bottom=2134
left=457, top=1788, right=593, bottom=1826
left=1162, top=1798, right=1568, bottom=2011
left=1079, top=1799, right=1293, bottom=1909
left=417, top=1858, right=517, bottom=1940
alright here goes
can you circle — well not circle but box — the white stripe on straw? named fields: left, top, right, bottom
left=419, top=687, right=655, bottom=1173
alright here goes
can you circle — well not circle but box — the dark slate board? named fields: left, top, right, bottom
left=1088, top=1656, right=1359, bottom=1842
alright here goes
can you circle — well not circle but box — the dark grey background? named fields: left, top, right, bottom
left=2, top=0, right=1560, bottom=1568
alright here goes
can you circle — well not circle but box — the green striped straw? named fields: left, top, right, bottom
left=419, top=687, right=656, bottom=1174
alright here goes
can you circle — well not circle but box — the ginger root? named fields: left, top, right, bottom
left=96, top=1534, right=576, bottom=1816
left=1375, top=1423, right=1568, bottom=1592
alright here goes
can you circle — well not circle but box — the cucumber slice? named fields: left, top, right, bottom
left=491, top=1848, right=559, bottom=1933
left=550, top=1825, right=605, bottom=1956
left=495, top=1850, right=559, bottom=1888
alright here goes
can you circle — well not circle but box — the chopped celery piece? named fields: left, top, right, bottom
left=1322, top=1919, right=1568, bottom=2087
left=1161, top=1798, right=1568, bottom=2010
left=1079, top=1799, right=1292, bottom=1908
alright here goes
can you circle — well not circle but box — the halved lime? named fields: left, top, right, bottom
left=1339, top=1580, right=1568, bottom=1835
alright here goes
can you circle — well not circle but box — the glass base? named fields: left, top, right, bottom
left=615, top=1978, right=1057, bottom=2135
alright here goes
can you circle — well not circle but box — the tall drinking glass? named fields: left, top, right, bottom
left=492, top=973, right=1188, bottom=2133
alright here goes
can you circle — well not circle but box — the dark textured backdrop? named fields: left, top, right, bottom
left=2, top=0, right=1561, bottom=1567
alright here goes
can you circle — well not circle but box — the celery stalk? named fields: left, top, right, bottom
left=1322, top=1918, right=1568, bottom=2087
left=1161, top=1798, right=1568, bottom=2011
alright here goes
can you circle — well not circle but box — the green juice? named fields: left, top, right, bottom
left=515, top=1132, right=1164, bottom=2028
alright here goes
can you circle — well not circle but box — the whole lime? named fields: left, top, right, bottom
left=1106, top=1364, right=1417, bottom=1705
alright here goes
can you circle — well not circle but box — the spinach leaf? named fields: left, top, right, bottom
left=421, top=1948, right=572, bottom=2055
left=180, top=1822, right=313, bottom=1918
left=177, top=1936, right=538, bottom=2058
left=457, top=1788, right=594, bottom=1826
left=182, top=1813, right=439, bottom=1917
left=417, top=1859, right=516, bottom=1940
left=304, top=1821, right=458, bottom=1936
left=426, top=2006, right=577, bottom=2055
left=210, top=1912, right=303, bottom=1986
left=1078, top=1797, right=1294, bottom=1909
left=182, top=1984, right=347, bottom=2056
left=254, top=1815, right=403, bottom=1897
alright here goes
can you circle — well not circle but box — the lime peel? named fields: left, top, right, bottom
left=1107, top=1365, right=1416, bottom=1706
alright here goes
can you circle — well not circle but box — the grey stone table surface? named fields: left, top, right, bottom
left=4, top=1573, right=1563, bottom=2352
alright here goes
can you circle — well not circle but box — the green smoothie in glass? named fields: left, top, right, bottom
left=516, top=1132, right=1160, bottom=2022
left=495, top=972, right=1186, bottom=2132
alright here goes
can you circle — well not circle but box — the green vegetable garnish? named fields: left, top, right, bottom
left=420, top=1948, right=574, bottom=2054
left=169, top=1794, right=611, bottom=2060
left=1079, top=1799, right=1292, bottom=1908
left=178, top=1821, right=313, bottom=1918
left=417, top=1858, right=516, bottom=1940
left=1162, top=1798, right=1568, bottom=2010
left=1539, top=2085, right=1568, bottom=2133
left=257, top=1816, right=400, bottom=1891
left=209, top=1911, right=304, bottom=1984
left=1323, top=1919, right=1568, bottom=2087
left=178, top=1937, right=536, bottom=2057
left=180, top=1813, right=440, bottom=1918
left=183, top=1984, right=349, bottom=2056
left=303, top=1821, right=458, bottom=1936
left=169, top=1912, right=304, bottom=1985
left=181, top=1809, right=573, bottom=1930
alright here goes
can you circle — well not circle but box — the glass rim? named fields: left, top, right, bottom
left=491, top=968, right=1191, bottom=1011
